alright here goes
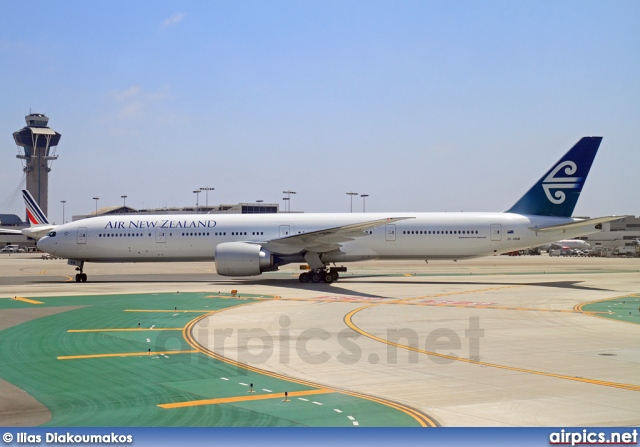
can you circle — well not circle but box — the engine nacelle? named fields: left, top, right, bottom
left=214, top=242, right=274, bottom=276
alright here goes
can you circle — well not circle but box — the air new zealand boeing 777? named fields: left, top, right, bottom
left=12, top=137, right=618, bottom=283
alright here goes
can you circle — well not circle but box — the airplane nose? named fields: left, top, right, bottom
left=37, top=237, right=52, bottom=253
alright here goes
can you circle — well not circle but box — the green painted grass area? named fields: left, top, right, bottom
left=581, top=295, right=640, bottom=324
left=0, top=292, right=422, bottom=427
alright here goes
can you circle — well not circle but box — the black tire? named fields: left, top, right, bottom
left=323, top=273, right=333, bottom=283
left=299, top=272, right=310, bottom=283
left=81, top=273, right=88, bottom=282
left=75, top=274, right=81, bottom=282
left=330, top=271, right=339, bottom=281
left=311, top=273, right=322, bottom=283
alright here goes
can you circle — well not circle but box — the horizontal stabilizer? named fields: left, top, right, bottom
left=529, top=216, right=622, bottom=233
left=22, top=225, right=56, bottom=239
left=0, top=228, right=23, bottom=236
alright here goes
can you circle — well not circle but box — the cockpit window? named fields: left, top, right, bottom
left=47, top=231, right=56, bottom=237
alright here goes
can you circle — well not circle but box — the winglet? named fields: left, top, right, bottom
left=506, top=137, right=602, bottom=217
left=22, top=189, right=50, bottom=226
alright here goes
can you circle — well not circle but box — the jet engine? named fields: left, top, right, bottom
left=214, top=242, right=274, bottom=276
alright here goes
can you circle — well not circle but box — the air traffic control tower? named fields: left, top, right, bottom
left=13, top=113, right=61, bottom=219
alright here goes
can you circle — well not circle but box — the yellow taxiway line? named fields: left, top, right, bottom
left=204, top=295, right=280, bottom=300
left=124, top=309, right=214, bottom=313
left=402, top=302, right=585, bottom=313
left=12, top=296, right=44, bottom=305
left=178, top=307, right=438, bottom=427
left=67, top=328, right=183, bottom=333
left=344, top=305, right=640, bottom=392
left=57, top=350, right=198, bottom=360
left=158, top=388, right=334, bottom=409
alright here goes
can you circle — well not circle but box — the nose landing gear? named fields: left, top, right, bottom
left=74, top=261, right=87, bottom=282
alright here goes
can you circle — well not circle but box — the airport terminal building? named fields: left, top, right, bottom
left=71, top=202, right=280, bottom=221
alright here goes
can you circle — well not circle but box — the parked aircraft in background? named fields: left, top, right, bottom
left=14, top=137, right=621, bottom=283
left=0, top=190, right=54, bottom=240
left=539, top=239, right=591, bottom=251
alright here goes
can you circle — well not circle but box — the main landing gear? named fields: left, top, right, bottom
left=299, top=266, right=347, bottom=284
left=74, top=261, right=87, bottom=282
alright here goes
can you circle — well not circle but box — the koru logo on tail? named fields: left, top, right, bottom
left=542, top=161, right=581, bottom=204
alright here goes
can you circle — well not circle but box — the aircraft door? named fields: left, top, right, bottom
left=156, top=228, right=166, bottom=243
left=279, top=225, right=290, bottom=237
left=385, top=224, right=396, bottom=242
left=490, top=224, right=502, bottom=242
left=77, top=227, right=87, bottom=244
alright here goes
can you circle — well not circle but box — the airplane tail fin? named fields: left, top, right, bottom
left=505, top=137, right=602, bottom=217
left=22, top=189, right=50, bottom=226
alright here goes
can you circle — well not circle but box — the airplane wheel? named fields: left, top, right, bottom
left=81, top=274, right=88, bottom=282
left=330, top=271, right=339, bottom=281
left=75, top=274, right=81, bottom=282
left=323, top=273, right=333, bottom=283
left=299, top=272, right=310, bottom=283
left=311, top=273, right=322, bottom=283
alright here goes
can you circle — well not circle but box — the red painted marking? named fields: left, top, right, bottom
left=420, top=300, right=495, bottom=306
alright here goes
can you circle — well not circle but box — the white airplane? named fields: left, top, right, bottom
left=540, top=239, right=591, bottom=251
left=18, top=137, right=620, bottom=283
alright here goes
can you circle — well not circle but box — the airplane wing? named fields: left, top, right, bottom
left=261, top=217, right=413, bottom=254
left=529, top=216, right=623, bottom=233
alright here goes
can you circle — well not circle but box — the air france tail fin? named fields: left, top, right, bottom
left=22, top=189, right=50, bottom=226
left=506, top=137, right=602, bottom=217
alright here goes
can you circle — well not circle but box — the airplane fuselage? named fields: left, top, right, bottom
left=26, top=136, right=615, bottom=283
left=37, top=212, right=599, bottom=265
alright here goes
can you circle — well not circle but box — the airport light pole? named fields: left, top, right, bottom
left=282, top=190, right=296, bottom=212
left=360, top=194, right=369, bottom=212
left=193, top=190, right=201, bottom=214
left=200, top=187, right=214, bottom=209
left=346, top=192, right=358, bottom=213
left=121, top=195, right=127, bottom=214
left=61, top=200, right=66, bottom=224
left=92, top=197, right=99, bottom=217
